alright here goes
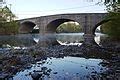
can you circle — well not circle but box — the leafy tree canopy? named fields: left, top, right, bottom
left=88, top=0, right=120, bottom=39
left=87, top=0, right=120, bottom=12
left=56, top=22, right=82, bottom=33
left=0, top=6, right=16, bottom=22
left=0, top=6, right=18, bottom=35
left=101, top=12, right=120, bottom=39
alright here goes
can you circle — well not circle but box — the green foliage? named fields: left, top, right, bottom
left=0, top=6, right=16, bottom=21
left=101, top=12, right=120, bottom=39
left=0, top=21, right=19, bottom=34
left=5, top=21, right=18, bottom=34
left=102, top=0, right=120, bottom=12
left=87, top=0, right=120, bottom=12
left=0, top=6, right=18, bottom=35
left=56, top=22, right=82, bottom=33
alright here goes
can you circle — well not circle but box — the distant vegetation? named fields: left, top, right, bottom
left=101, top=12, right=120, bottom=39
left=56, top=22, right=82, bottom=33
left=0, top=6, right=19, bottom=35
left=89, top=0, right=120, bottom=39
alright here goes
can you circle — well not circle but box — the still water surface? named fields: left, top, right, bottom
left=0, top=33, right=110, bottom=80
left=0, top=33, right=106, bottom=48
left=13, top=57, right=106, bottom=80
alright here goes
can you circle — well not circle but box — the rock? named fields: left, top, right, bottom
left=41, top=67, right=47, bottom=71
left=31, top=72, right=42, bottom=80
left=53, top=72, right=57, bottom=74
left=116, top=70, right=120, bottom=73
left=0, top=73, right=9, bottom=79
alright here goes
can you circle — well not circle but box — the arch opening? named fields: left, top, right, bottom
left=56, top=21, right=83, bottom=45
left=92, top=19, right=113, bottom=35
left=46, top=19, right=80, bottom=33
left=47, top=19, right=84, bottom=45
left=19, top=21, right=39, bottom=34
left=93, top=19, right=113, bottom=46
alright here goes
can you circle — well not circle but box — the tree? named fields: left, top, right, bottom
left=56, top=22, right=82, bottom=33
left=87, top=0, right=120, bottom=39
left=100, top=0, right=120, bottom=39
left=104, top=0, right=120, bottom=12
left=1, top=6, right=16, bottom=21
left=0, top=6, right=18, bottom=35
left=87, top=0, right=120, bottom=11
left=101, top=12, right=120, bottom=39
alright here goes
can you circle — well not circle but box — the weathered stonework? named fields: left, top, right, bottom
left=19, top=13, right=107, bottom=35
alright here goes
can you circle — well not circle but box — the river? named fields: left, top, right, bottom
left=0, top=33, right=106, bottom=49
left=0, top=33, right=119, bottom=80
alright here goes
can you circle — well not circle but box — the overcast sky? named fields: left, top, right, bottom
left=5, top=0, right=106, bottom=19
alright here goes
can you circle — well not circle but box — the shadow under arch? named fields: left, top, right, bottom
left=46, top=19, right=81, bottom=33
left=19, top=21, right=36, bottom=34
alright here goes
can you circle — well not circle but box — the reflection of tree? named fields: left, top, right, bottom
left=99, top=35, right=120, bottom=49
left=56, top=34, right=84, bottom=44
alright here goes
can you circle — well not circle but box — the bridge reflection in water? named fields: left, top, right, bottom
left=1, top=33, right=120, bottom=80
left=0, top=33, right=106, bottom=49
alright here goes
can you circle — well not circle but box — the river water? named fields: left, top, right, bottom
left=0, top=33, right=106, bottom=48
left=13, top=57, right=107, bottom=80
left=0, top=33, right=119, bottom=80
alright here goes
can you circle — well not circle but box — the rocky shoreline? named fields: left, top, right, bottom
left=0, top=43, right=120, bottom=79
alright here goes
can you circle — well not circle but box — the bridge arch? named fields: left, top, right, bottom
left=19, top=21, right=37, bottom=34
left=46, top=18, right=82, bottom=33
left=92, top=19, right=113, bottom=35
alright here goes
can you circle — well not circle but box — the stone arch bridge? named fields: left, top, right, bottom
left=19, top=13, right=107, bottom=34
left=18, top=13, right=108, bottom=45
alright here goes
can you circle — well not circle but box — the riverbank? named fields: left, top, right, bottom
left=0, top=43, right=120, bottom=79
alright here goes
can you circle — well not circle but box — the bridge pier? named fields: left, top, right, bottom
left=37, top=34, right=59, bottom=47
left=82, top=34, right=101, bottom=49
left=83, top=34, right=96, bottom=44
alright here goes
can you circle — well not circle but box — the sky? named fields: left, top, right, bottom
left=5, top=0, right=106, bottom=19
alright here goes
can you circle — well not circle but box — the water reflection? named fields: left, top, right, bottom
left=0, top=34, right=36, bottom=48
left=0, top=33, right=117, bottom=49
left=94, top=33, right=107, bottom=46
left=13, top=56, right=106, bottom=80
left=56, top=33, right=108, bottom=46
left=0, top=33, right=119, bottom=80
left=56, top=33, right=84, bottom=45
